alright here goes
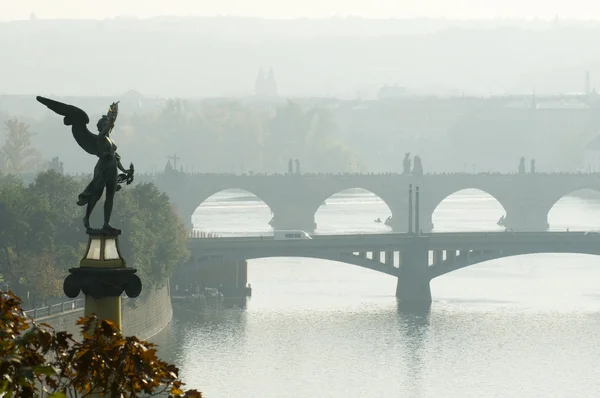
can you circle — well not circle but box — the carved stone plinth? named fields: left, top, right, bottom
left=63, top=267, right=142, bottom=300
left=63, top=230, right=142, bottom=300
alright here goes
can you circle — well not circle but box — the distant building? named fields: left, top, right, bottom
left=164, top=160, right=174, bottom=174
left=504, top=95, right=591, bottom=110
left=254, top=67, right=278, bottom=97
left=120, top=89, right=145, bottom=109
left=377, top=85, right=409, bottom=100
left=583, top=136, right=600, bottom=172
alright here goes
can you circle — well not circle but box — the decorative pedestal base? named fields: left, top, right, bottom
left=63, top=230, right=142, bottom=333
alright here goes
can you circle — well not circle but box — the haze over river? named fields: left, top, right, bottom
left=155, top=189, right=600, bottom=398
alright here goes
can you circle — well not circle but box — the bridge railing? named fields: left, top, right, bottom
left=187, top=231, right=600, bottom=247
left=188, top=231, right=593, bottom=240
left=133, top=171, right=600, bottom=177
left=189, top=231, right=223, bottom=239
left=23, top=298, right=85, bottom=320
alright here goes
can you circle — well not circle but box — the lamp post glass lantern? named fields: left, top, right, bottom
left=82, top=233, right=126, bottom=267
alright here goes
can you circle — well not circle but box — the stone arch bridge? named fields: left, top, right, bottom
left=139, top=172, right=600, bottom=233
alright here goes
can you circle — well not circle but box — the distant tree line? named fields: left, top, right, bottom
left=3, top=95, right=597, bottom=176
left=123, top=98, right=361, bottom=173
left=0, top=171, right=189, bottom=308
left=2, top=99, right=362, bottom=175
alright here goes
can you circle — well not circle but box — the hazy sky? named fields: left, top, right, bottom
left=2, top=0, right=600, bottom=20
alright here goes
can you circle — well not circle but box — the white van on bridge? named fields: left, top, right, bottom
left=273, top=230, right=312, bottom=240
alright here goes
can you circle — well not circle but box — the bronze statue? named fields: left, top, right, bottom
left=36, top=96, right=135, bottom=234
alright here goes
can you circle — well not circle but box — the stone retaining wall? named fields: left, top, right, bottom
left=35, top=285, right=172, bottom=341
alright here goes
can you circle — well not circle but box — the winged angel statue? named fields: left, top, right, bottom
left=36, top=96, right=135, bottom=234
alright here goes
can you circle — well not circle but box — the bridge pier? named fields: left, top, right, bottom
left=390, top=217, right=434, bottom=233
left=174, top=257, right=250, bottom=297
left=270, top=209, right=317, bottom=232
left=504, top=207, right=549, bottom=231
left=396, top=238, right=432, bottom=311
left=212, top=259, right=249, bottom=297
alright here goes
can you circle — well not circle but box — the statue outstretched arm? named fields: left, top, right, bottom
left=115, top=153, right=130, bottom=173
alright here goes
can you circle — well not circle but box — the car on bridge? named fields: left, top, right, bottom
left=273, top=230, right=312, bottom=240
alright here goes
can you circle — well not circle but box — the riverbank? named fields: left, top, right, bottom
left=33, top=285, right=173, bottom=340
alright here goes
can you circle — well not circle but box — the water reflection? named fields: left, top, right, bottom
left=396, top=307, right=429, bottom=398
left=223, top=297, right=249, bottom=310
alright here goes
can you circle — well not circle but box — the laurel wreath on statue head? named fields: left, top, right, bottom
left=107, top=101, right=120, bottom=130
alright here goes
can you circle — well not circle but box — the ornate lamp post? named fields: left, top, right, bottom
left=37, top=96, right=141, bottom=331
left=63, top=230, right=141, bottom=331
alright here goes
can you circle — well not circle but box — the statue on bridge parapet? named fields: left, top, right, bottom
left=518, top=156, right=526, bottom=174
left=36, top=96, right=135, bottom=234
left=403, top=152, right=411, bottom=175
left=412, top=155, right=423, bottom=176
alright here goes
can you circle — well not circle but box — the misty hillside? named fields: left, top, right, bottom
left=1, top=18, right=600, bottom=97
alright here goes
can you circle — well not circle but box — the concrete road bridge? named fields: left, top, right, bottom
left=184, top=231, right=600, bottom=309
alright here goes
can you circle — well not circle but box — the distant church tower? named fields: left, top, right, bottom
left=255, top=68, right=266, bottom=96
left=265, top=67, right=278, bottom=97
left=254, top=66, right=278, bottom=97
left=585, top=71, right=591, bottom=95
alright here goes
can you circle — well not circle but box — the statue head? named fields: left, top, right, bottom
left=97, top=115, right=110, bottom=134
left=97, top=101, right=119, bottom=135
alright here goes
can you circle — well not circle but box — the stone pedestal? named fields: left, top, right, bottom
left=63, top=230, right=142, bottom=333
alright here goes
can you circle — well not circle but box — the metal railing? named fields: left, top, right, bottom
left=24, top=298, right=85, bottom=320
left=189, top=231, right=223, bottom=239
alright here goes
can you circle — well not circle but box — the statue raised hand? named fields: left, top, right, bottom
left=36, top=96, right=135, bottom=234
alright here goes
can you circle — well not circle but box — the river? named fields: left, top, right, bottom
left=154, top=189, right=600, bottom=398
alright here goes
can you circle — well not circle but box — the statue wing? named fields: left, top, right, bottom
left=36, top=96, right=98, bottom=156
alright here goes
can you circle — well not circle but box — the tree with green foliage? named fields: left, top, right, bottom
left=0, top=172, right=190, bottom=305
left=0, top=179, right=60, bottom=305
left=0, top=171, right=85, bottom=306
left=1, top=119, right=41, bottom=174
left=0, top=291, right=203, bottom=397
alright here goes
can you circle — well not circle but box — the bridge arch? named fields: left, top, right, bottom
left=246, top=255, right=398, bottom=276
left=429, top=188, right=507, bottom=232
left=547, top=187, right=600, bottom=231
left=430, top=249, right=600, bottom=279
left=430, top=252, right=600, bottom=307
left=186, top=252, right=399, bottom=277
left=195, top=187, right=277, bottom=210
left=313, top=188, right=395, bottom=234
left=192, top=188, right=275, bottom=235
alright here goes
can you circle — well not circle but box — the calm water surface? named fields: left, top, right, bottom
left=154, top=189, right=600, bottom=398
